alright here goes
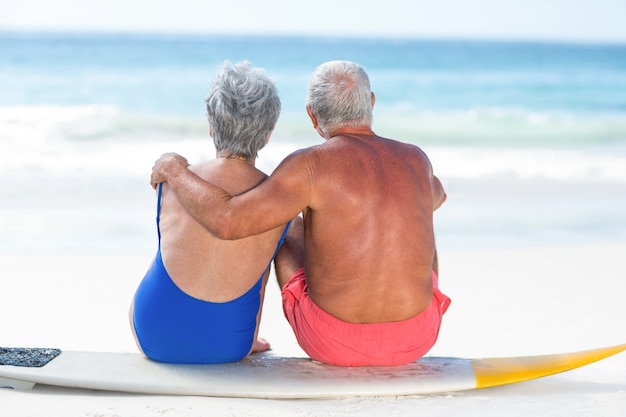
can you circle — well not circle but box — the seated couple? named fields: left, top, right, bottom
left=130, top=60, right=450, bottom=367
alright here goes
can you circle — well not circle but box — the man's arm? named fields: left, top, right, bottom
left=150, top=153, right=235, bottom=238
left=432, top=175, right=447, bottom=211
left=150, top=152, right=311, bottom=239
left=415, top=147, right=446, bottom=212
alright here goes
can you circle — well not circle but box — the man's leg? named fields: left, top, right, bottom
left=274, top=216, right=305, bottom=289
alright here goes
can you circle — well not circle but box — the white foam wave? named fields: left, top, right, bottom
left=376, top=107, right=626, bottom=147
left=2, top=105, right=626, bottom=182
left=0, top=105, right=206, bottom=177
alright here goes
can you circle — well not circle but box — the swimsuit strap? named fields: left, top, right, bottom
left=259, top=220, right=292, bottom=278
left=273, top=220, right=291, bottom=260
left=156, top=182, right=163, bottom=243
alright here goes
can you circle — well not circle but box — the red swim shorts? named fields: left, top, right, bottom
left=281, top=268, right=451, bottom=367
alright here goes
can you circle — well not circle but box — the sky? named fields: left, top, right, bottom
left=2, top=0, right=626, bottom=43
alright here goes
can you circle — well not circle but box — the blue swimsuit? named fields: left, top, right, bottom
left=132, top=183, right=289, bottom=364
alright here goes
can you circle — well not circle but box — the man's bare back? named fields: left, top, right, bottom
left=288, top=132, right=443, bottom=323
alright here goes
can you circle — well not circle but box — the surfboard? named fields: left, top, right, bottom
left=1, top=344, right=625, bottom=398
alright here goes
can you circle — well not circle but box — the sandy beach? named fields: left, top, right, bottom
left=2, top=241, right=625, bottom=416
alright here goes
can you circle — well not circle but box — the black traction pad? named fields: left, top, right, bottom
left=0, top=347, right=61, bottom=367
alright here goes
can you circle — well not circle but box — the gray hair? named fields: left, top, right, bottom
left=205, top=61, right=281, bottom=159
left=305, top=60, right=372, bottom=134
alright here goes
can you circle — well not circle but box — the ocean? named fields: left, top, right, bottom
left=1, top=32, right=625, bottom=253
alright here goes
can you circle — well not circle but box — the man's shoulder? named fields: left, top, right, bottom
left=362, top=135, right=423, bottom=157
left=283, top=143, right=327, bottom=162
left=377, top=134, right=419, bottom=148
left=386, top=136, right=427, bottom=155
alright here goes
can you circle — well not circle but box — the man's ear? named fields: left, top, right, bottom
left=306, top=105, right=318, bottom=129
left=371, top=92, right=376, bottom=109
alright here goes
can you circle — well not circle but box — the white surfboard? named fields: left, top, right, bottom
left=1, top=344, right=625, bottom=398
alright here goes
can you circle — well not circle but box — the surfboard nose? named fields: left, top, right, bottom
left=472, top=343, right=626, bottom=389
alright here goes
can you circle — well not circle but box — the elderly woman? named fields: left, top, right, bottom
left=130, top=61, right=289, bottom=364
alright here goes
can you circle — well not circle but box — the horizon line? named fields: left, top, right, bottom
left=1, top=27, right=626, bottom=47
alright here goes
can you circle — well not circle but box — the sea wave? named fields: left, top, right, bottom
left=2, top=104, right=626, bottom=182
left=0, top=104, right=207, bottom=143
left=375, top=106, right=626, bottom=147
left=3, top=104, right=625, bottom=146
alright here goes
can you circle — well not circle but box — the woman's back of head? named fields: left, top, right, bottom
left=205, top=61, right=281, bottom=159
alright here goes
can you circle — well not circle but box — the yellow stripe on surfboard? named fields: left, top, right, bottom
left=472, top=343, right=626, bottom=389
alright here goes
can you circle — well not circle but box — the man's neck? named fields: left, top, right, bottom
left=325, top=125, right=375, bottom=139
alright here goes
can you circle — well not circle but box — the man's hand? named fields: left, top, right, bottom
left=150, top=153, right=189, bottom=189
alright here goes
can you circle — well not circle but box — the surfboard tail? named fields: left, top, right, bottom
left=471, top=343, right=626, bottom=389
